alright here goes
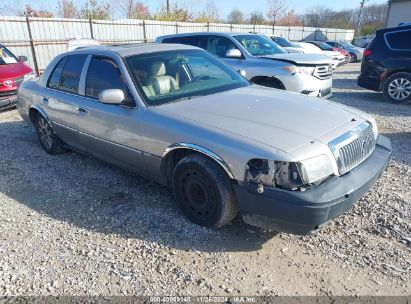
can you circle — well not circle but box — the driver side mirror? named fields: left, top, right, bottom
left=99, top=89, right=124, bottom=104
left=18, top=55, right=28, bottom=62
left=225, top=49, right=242, bottom=59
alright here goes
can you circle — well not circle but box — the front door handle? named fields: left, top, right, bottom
left=42, top=97, right=49, bottom=104
left=78, top=107, right=88, bottom=113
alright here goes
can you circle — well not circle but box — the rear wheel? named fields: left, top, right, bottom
left=172, top=154, right=238, bottom=227
left=35, top=114, right=66, bottom=154
left=382, top=72, right=411, bottom=104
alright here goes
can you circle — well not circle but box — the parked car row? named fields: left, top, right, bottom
left=15, top=36, right=392, bottom=234
left=156, top=33, right=334, bottom=98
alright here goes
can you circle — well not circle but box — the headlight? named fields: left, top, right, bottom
left=24, top=71, right=37, bottom=81
left=246, top=155, right=334, bottom=191
left=282, top=65, right=299, bottom=74
left=281, top=65, right=314, bottom=76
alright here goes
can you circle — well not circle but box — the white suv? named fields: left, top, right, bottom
left=157, top=32, right=334, bottom=98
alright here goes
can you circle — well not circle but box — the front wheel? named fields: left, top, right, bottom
left=35, top=114, right=66, bottom=154
left=382, top=72, right=411, bottom=104
left=349, top=53, right=357, bottom=63
left=172, top=154, right=238, bottom=227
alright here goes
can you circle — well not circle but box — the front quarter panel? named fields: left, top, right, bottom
left=140, top=107, right=292, bottom=182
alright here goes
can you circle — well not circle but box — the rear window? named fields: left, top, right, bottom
left=385, top=30, right=411, bottom=50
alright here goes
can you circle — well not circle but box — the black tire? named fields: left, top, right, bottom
left=382, top=72, right=411, bottom=104
left=349, top=53, right=357, bottom=63
left=172, top=154, right=238, bottom=228
left=257, top=78, right=284, bottom=90
left=34, top=114, right=66, bottom=155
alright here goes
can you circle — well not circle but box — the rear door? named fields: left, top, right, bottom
left=76, top=55, right=145, bottom=172
left=42, top=54, right=88, bottom=151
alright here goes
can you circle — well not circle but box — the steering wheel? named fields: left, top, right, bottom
left=192, top=74, right=212, bottom=81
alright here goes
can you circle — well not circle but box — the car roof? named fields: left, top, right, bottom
left=66, top=42, right=200, bottom=57
left=158, top=32, right=261, bottom=40
left=377, top=24, right=411, bottom=35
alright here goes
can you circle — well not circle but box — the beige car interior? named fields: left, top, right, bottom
left=138, top=61, right=180, bottom=98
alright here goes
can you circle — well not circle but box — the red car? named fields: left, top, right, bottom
left=0, top=44, right=34, bottom=110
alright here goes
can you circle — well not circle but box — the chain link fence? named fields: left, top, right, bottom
left=0, top=16, right=355, bottom=75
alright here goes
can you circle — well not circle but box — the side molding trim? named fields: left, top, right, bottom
left=162, top=143, right=235, bottom=179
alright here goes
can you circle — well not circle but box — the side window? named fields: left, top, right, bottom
left=47, top=57, right=67, bottom=90
left=207, top=36, right=240, bottom=58
left=386, top=30, right=411, bottom=50
left=168, top=36, right=204, bottom=48
left=59, top=54, right=87, bottom=93
left=85, top=56, right=133, bottom=105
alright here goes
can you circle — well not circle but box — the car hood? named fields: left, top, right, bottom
left=0, top=62, right=32, bottom=80
left=157, top=86, right=366, bottom=153
left=323, top=51, right=343, bottom=57
left=260, top=53, right=331, bottom=65
left=283, top=47, right=304, bottom=53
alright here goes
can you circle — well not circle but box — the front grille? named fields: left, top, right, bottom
left=329, top=122, right=376, bottom=175
left=0, top=89, right=17, bottom=97
left=313, top=64, right=333, bottom=80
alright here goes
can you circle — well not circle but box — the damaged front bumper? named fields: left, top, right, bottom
left=233, top=135, right=392, bottom=235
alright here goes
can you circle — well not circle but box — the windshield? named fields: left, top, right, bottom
left=0, top=46, right=18, bottom=65
left=125, top=50, right=249, bottom=106
left=315, top=42, right=334, bottom=51
left=233, top=35, right=287, bottom=56
left=271, top=36, right=294, bottom=48
left=340, top=42, right=354, bottom=48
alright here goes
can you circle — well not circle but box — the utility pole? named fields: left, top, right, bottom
left=355, top=0, right=367, bottom=37
left=166, top=0, right=170, bottom=14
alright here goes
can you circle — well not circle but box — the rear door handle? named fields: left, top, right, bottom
left=78, top=107, right=88, bottom=113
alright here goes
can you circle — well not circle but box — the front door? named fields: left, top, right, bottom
left=206, top=35, right=245, bottom=73
left=77, top=56, right=145, bottom=172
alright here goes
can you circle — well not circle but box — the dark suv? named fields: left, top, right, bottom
left=358, top=25, right=411, bottom=104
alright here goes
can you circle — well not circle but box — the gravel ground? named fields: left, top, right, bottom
left=0, top=63, right=410, bottom=296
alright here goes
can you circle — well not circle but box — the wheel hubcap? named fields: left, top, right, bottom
left=38, top=118, right=53, bottom=149
left=388, top=78, right=411, bottom=101
left=178, top=169, right=216, bottom=221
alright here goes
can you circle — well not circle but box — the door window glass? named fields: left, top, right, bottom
left=59, top=54, right=87, bottom=93
left=85, top=56, right=133, bottom=105
left=207, top=36, right=241, bottom=58
left=386, top=30, right=411, bottom=50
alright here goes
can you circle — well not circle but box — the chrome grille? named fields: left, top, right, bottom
left=329, top=122, right=376, bottom=175
left=313, top=64, right=333, bottom=80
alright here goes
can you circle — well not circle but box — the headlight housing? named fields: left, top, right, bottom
left=24, top=71, right=37, bottom=81
left=282, top=65, right=314, bottom=76
left=246, top=155, right=334, bottom=191
left=368, top=117, right=378, bottom=140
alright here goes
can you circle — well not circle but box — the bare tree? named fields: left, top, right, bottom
left=22, top=4, right=54, bottom=17
left=80, top=0, right=111, bottom=20
left=118, top=0, right=150, bottom=19
left=194, top=0, right=219, bottom=23
left=153, top=2, right=193, bottom=22
left=227, top=8, right=244, bottom=24
left=58, top=0, right=78, bottom=18
left=266, top=0, right=286, bottom=25
left=249, top=11, right=265, bottom=25
left=278, top=9, right=302, bottom=26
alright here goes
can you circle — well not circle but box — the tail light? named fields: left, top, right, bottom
left=363, top=49, right=372, bottom=57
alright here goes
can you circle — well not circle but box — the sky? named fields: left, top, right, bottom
left=1, top=0, right=389, bottom=18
